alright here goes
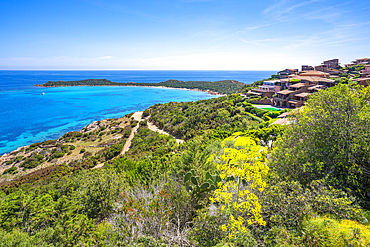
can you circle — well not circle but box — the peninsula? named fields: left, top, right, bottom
left=35, top=79, right=245, bottom=95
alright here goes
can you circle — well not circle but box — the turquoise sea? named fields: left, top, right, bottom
left=0, top=70, right=275, bottom=155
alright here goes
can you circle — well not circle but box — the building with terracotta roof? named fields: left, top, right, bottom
left=299, top=70, right=330, bottom=78
left=258, top=80, right=280, bottom=92
left=314, top=59, right=340, bottom=74
left=272, top=82, right=310, bottom=108
left=360, top=65, right=370, bottom=78
left=308, top=84, right=326, bottom=93
left=355, top=78, right=370, bottom=87
left=322, top=59, right=339, bottom=69
left=302, top=65, right=314, bottom=71
left=352, top=58, right=370, bottom=65
left=278, top=69, right=298, bottom=79
left=246, top=80, right=281, bottom=98
left=289, top=82, right=307, bottom=90
left=272, top=74, right=335, bottom=108
left=274, top=78, right=290, bottom=90
left=288, top=92, right=311, bottom=108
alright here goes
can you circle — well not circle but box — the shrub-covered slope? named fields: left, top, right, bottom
left=0, top=84, right=369, bottom=246
left=146, top=94, right=283, bottom=140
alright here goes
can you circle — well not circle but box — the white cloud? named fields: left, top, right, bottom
left=90, top=56, right=115, bottom=60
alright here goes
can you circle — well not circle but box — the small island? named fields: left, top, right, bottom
left=35, top=79, right=245, bottom=95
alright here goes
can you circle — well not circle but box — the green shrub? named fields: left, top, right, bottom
left=131, top=235, right=166, bottom=247
left=15, top=156, right=23, bottom=162
left=364, top=210, right=370, bottom=226
left=0, top=228, right=53, bottom=247
left=290, top=78, right=301, bottom=83
left=21, top=154, right=44, bottom=169
left=49, top=151, right=64, bottom=160
left=139, top=120, right=147, bottom=127
left=110, top=180, right=193, bottom=246
left=270, top=84, right=370, bottom=207
left=248, top=180, right=364, bottom=243
left=213, top=231, right=257, bottom=247
left=122, top=129, right=131, bottom=138
left=60, top=145, right=69, bottom=153
left=189, top=208, right=228, bottom=246
left=131, top=120, right=138, bottom=128
left=2, top=166, right=18, bottom=175
left=301, top=216, right=370, bottom=246
left=264, top=226, right=301, bottom=247
left=80, top=148, right=86, bottom=153
left=143, top=109, right=150, bottom=117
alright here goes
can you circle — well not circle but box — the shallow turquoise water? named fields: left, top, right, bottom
left=0, top=70, right=275, bottom=154
left=0, top=85, right=217, bottom=154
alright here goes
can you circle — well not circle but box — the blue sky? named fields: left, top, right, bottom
left=0, top=0, right=369, bottom=70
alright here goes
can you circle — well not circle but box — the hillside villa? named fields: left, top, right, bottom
left=247, top=80, right=280, bottom=98
left=246, top=57, right=369, bottom=108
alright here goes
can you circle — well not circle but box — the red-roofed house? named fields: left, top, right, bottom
left=352, top=58, right=370, bottom=65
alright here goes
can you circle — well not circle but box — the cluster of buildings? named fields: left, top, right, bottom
left=345, top=58, right=370, bottom=86
left=247, top=58, right=370, bottom=108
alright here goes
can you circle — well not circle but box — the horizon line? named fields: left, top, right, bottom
left=0, top=69, right=278, bottom=72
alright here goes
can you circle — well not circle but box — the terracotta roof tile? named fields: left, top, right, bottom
left=295, top=92, right=310, bottom=97
left=278, top=90, right=294, bottom=95
left=290, top=82, right=306, bottom=88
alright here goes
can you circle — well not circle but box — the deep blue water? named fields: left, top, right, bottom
left=0, top=70, right=275, bottom=155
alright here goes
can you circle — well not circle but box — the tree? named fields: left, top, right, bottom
left=271, top=83, right=370, bottom=207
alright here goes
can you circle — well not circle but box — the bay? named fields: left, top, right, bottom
left=0, top=70, right=275, bottom=155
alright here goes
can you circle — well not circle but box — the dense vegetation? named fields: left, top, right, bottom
left=1, top=83, right=370, bottom=246
left=38, top=79, right=245, bottom=95
left=0, top=116, right=133, bottom=186
left=146, top=94, right=283, bottom=140
left=334, top=64, right=365, bottom=84
left=271, top=83, right=370, bottom=208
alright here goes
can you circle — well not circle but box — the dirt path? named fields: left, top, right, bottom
left=147, top=122, right=184, bottom=144
left=122, top=111, right=184, bottom=152
left=94, top=112, right=144, bottom=169
left=93, top=111, right=183, bottom=169
left=120, top=111, right=144, bottom=155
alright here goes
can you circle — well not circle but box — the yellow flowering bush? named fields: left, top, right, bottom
left=210, top=135, right=269, bottom=240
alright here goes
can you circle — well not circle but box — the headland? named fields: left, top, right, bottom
left=35, top=78, right=245, bottom=95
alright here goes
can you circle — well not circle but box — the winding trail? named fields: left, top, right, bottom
left=147, top=122, right=184, bottom=144
left=121, top=111, right=185, bottom=155
left=121, top=111, right=184, bottom=155
left=120, top=111, right=144, bottom=155
left=93, top=111, right=184, bottom=169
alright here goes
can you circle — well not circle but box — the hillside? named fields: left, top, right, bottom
left=0, top=85, right=369, bottom=246
left=145, top=94, right=283, bottom=140
left=0, top=115, right=135, bottom=186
